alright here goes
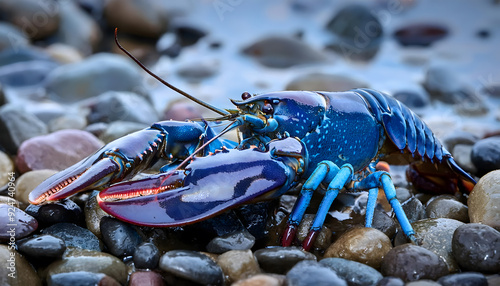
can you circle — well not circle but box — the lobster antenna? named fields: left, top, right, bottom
left=114, top=28, right=230, bottom=116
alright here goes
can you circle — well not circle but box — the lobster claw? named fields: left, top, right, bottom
left=97, top=137, right=307, bottom=227
left=28, top=153, right=122, bottom=204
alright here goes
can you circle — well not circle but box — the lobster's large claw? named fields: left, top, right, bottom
left=98, top=137, right=307, bottom=227
left=29, top=154, right=121, bottom=204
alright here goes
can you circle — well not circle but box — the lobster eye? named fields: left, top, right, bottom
left=241, top=92, right=251, bottom=100
left=262, top=103, right=273, bottom=115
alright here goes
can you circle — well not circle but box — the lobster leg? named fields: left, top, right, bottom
left=355, top=172, right=416, bottom=243
left=283, top=162, right=416, bottom=251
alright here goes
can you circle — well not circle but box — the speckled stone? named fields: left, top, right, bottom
left=42, top=223, right=102, bottom=251
left=296, top=214, right=332, bottom=249
left=324, top=227, right=392, bottom=269
left=0, top=150, right=14, bottom=187
left=452, top=223, right=500, bottom=273
left=254, top=247, right=316, bottom=274
left=381, top=244, right=448, bottom=282
left=426, top=197, right=469, bottom=222
left=217, top=250, right=260, bottom=283
left=84, top=191, right=110, bottom=238
left=395, top=218, right=464, bottom=272
left=468, top=170, right=500, bottom=229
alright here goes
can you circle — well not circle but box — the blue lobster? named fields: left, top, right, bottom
left=29, top=30, right=476, bottom=251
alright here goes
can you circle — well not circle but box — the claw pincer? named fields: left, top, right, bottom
left=97, top=137, right=307, bottom=227
left=29, top=121, right=213, bottom=205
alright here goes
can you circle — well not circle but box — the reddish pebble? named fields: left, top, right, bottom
left=129, top=271, right=166, bottom=286
left=16, top=129, right=103, bottom=173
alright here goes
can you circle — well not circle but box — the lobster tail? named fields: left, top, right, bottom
left=353, top=88, right=476, bottom=194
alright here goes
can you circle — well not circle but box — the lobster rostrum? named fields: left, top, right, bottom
left=29, top=29, right=476, bottom=251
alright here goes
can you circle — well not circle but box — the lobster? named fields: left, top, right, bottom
left=29, top=29, right=476, bottom=251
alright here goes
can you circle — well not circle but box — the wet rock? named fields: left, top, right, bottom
left=395, top=218, right=464, bottom=272
left=162, top=100, right=203, bottom=121
left=0, top=150, right=14, bottom=187
left=320, top=257, right=383, bottom=286
left=0, top=204, right=38, bottom=241
left=468, top=170, right=500, bottom=229
left=471, top=137, right=500, bottom=176
left=452, top=223, right=500, bottom=273
left=381, top=244, right=448, bottom=282
left=45, top=43, right=84, bottom=64
left=325, top=4, right=383, bottom=61
left=17, top=234, right=66, bottom=259
left=254, top=247, right=316, bottom=274
left=285, top=73, right=368, bottom=92
left=454, top=101, right=489, bottom=116
left=296, top=214, right=332, bottom=249
left=56, top=0, right=101, bottom=56
left=286, top=260, right=347, bottom=286
left=401, top=197, right=426, bottom=223
left=217, top=250, right=260, bottom=283
left=423, top=66, right=477, bottom=104
left=87, top=91, right=158, bottom=125
left=177, top=59, right=219, bottom=81
left=172, top=22, right=207, bottom=47
left=242, top=36, right=327, bottom=68
left=206, top=230, right=255, bottom=254
left=16, top=129, right=103, bottom=173
left=323, top=227, right=392, bottom=269
left=375, top=276, right=404, bottom=286
left=0, top=245, right=42, bottom=286
left=0, top=196, right=19, bottom=208
left=48, top=114, right=87, bottom=132
left=392, top=90, right=430, bottom=109
left=452, top=144, right=477, bottom=174
left=43, top=222, right=102, bottom=251
left=26, top=101, right=68, bottom=124
left=104, top=0, right=173, bottom=38
left=0, top=60, right=59, bottom=87
left=25, top=199, right=83, bottom=227
left=234, top=201, right=270, bottom=240
left=232, top=274, right=285, bottom=286
left=99, top=121, right=147, bottom=143
left=0, top=0, right=60, bottom=40
left=129, top=271, right=165, bottom=286
left=405, top=281, right=440, bottom=286
left=437, top=272, right=488, bottom=286
left=393, top=24, right=448, bottom=47
left=45, top=53, right=144, bottom=103
left=159, top=250, right=224, bottom=286
left=100, top=217, right=142, bottom=257
left=0, top=104, right=48, bottom=154
left=442, top=131, right=479, bottom=151
left=371, top=207, right=397, bottom=238
left=48, top=271, right=121, bottom=286
left=0, top=23, right=28, bottom=52
left=133, top=242, right=160, bottom=269
left=45, top=248, right=128, bottom=285
left=84, top=191, right=110, bottom=238
left=425, top=197, right=469, bottom=222
left=0, top=47, right=55, bottom=66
